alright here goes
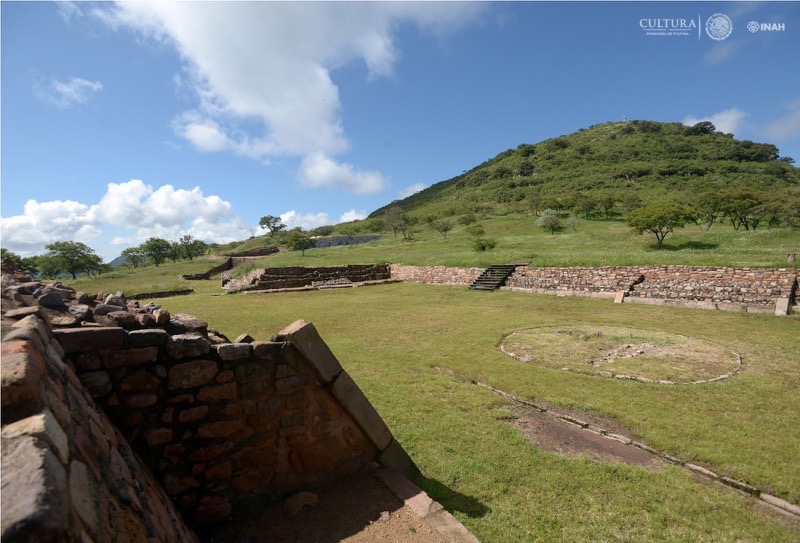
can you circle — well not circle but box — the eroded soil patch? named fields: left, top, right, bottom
left=499, top=404, right=667, bottom=470
left=500, top=325, right=740, bottom=384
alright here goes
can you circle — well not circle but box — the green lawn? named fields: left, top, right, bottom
left=232, top=216, right=800, bottom=271
left=158, top=283, right=800, bottom=543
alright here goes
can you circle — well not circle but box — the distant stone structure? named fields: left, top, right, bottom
left=224, top=264, right=392, bottom=292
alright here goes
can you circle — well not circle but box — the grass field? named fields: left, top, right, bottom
left=232, top=216, right=800, bottom=271
left=152, top=282, right=800, bottom=543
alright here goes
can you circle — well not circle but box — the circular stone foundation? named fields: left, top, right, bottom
left=499, top=326, right=740, bottom=384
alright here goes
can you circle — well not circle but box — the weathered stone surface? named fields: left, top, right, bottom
left=120, top=370, right=162, bottom=392
left=166, top=314, right=208, bottom=336
left=4, top=306, right=42, bottom=319
left=107, top=347, right=158, bottom=368
left=127, top=328, right=170, bottom=348
left=179, top=405, right=209, bottom=423
left=69, top=460, right=100, bottom=533
left=102, top=311, right=141, bottom=330
left=53, top=327, right=126, bottom=354
left=104, top=294, right=127, bottom=307
left=93, top=303, right=126, bottom=316
left=36, top=291, right=67, bottom=308
left=145, top=428, right=174, bottom=447
left=197, top=381, right=238, bottom=402
left=68, top=304, right=93, bottom=322
left=166, top=334, right=210, bottom=359
left=331, top=371, right=393, bottom=451
left=281, top=320, right=343, bottom=383
left=212, top=343, right=251, bottom=361
left=234, top=359, right=275, bottom=383
left=168, top=359, right=219, bottom=390
left=163, top=474, right=200, bottom=495
left=283, top=491, right=319, bottom=519
left=79, top=371, right=113, bottom=397
left=123, top=393, right=158, bottom=409
left=1, top=409, right=69, bottom=465
left=379, top=438, right=421, bottom=480
left=233, top=333, right=254, bottom=344
left=1, top=341, right=45, bottom=413
left=197, top=420, right=243, bottom=439
left=1, top=436, right=68, bottom=542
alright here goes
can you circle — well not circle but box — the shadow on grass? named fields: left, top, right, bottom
left=651, top=240, right=720, bottom=251
left=418, top=476, right=491, bottom=519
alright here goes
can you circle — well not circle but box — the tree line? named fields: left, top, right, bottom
left=1, top=235, right=209, bottom=279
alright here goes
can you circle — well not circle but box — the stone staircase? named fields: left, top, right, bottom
left=469, top=265, right=518, bottom=292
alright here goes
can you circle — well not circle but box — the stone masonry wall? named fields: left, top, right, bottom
left=506, top=265, right=797, bottom=312
left=2, top=268, right=417, bottom=538
left=227, top=264, right=391, bottom=292
left=389, top=265, right=484, bottom=287
left=1, top=314, right=199, bottom=543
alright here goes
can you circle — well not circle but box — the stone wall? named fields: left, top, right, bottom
left=226, top=264, right=391, bottom=292
left=227, top=247, right=281, bottom=258
left=2, top=272, right=417, bottom=538
left=1, top=314, right=199, bottom=543
left=506, top=265, right=797, bottom=313
left=389, top=265, right=484, bottom=287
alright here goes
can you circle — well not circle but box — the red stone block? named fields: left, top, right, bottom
left=107, top=347, right=158, bottom=368
left=205, top=461, right=233, bottom=480
left=145, top=428, right=174, bottom=447
left=197, top=381, right=238, bottom=402
left=197, top=420, right=244, bottom=439
left=123, top=393, right=158, bottom=409
left=179, top=405, right=209, bottom=423
left=52, top=327, right=126, bottom=353
left=120, top=369, right=162, bottom=392
left=168, top=359, right=219, bottom=390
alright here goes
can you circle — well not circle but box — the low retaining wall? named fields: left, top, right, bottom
left=226, top=264, right=391, bottom=292
left=129, top=288, right=195, bottom=300
left=388, top=264, right=797, bottom=315
left=227, top=247, right=281, bottom=258
left=506, top=265, right=797, bottom=312
left=389, top=265, right=484, bottom=287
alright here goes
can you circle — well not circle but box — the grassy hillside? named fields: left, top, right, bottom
left=370, top=120, right=799, bottom=220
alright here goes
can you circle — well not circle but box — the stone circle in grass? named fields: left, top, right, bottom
left=499, top=326, right=739, bottom=384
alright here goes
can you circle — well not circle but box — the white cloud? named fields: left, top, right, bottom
left=339, top=209, right=367, bottom=223
left=278, top=208, right=368, bottom=230
left=56, top=1, right=82, bottom=23
left=704, top=41, right=745, bottom=66
left=298, top=153, right=385, bottom=194
left=35, top=76, right=103, bottom=108
left=280, top=210, right=333, bottom=231
left=762, top=100, right=800, bottom=140
left=683, top=108, right=748, bottom=136
left=399, top=182, right=428, bottom=199
left=1, top=180, right=254, bottom=257
left=95, top=2, right=482, bottom=191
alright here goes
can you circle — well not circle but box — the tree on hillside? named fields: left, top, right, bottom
left=286, top=228, right=316, bottom=255
left=141, top=237, right=172, bottom=267
left=41, top=241, right=104, bottom=279
left=627, top=203, right=695, bottom=249
left=720, top=187, right=766, bottom=231
left=431, top=219, right=453, bottom=239
left=259, top=215, right=286, bottom=238
left=536, top=209, right=563, bottom=234
left=458, top=212, right=477, bottom=227
left=397, top=213, right=418, bottom=242
left=383, top=206, right=403, bottom=239
left=180, top=235, right=208, bottom=260
left=694, top=191, right=725, bottom=232
left=121, top=246, right=145, bottom=268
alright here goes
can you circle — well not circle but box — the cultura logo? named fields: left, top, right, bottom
left=706, top=13, right=733, bottom=41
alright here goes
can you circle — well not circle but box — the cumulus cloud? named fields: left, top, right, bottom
left=399, top=182, right=428, bottom=199
left=93, top=2, right=482, bottom=192
left=298, top=153, right=385, bottom=194
left=762, top=99, right=800, bottom=140
left=279, top=208, right=368, bottom=230
left=683, top=108, right=748, bottom=136
left=339, top=209, right=368, bottom=223
left=1, top=180, right=254, bottom=257
left=35, top=76, right=103, bottom=108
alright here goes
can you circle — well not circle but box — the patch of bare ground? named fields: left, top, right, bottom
left=502, top=403, right=667, bottom=470
left=207, top=471, right=444, bottom=543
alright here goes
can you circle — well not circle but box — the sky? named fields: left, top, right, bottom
left=2, top=1, right=799, bottom=261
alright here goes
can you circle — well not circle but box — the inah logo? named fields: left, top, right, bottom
left=747, top=20, right=786, bottom=33
left=706, top=13, right=733, bottom=40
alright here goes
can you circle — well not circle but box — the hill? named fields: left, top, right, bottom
left=369, top=120, right=799, bottom=219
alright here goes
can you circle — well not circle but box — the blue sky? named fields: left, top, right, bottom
left=2, top=1, right=799, bottom=261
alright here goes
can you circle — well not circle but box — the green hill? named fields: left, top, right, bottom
left=370, top=120, right=799, bottom=219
